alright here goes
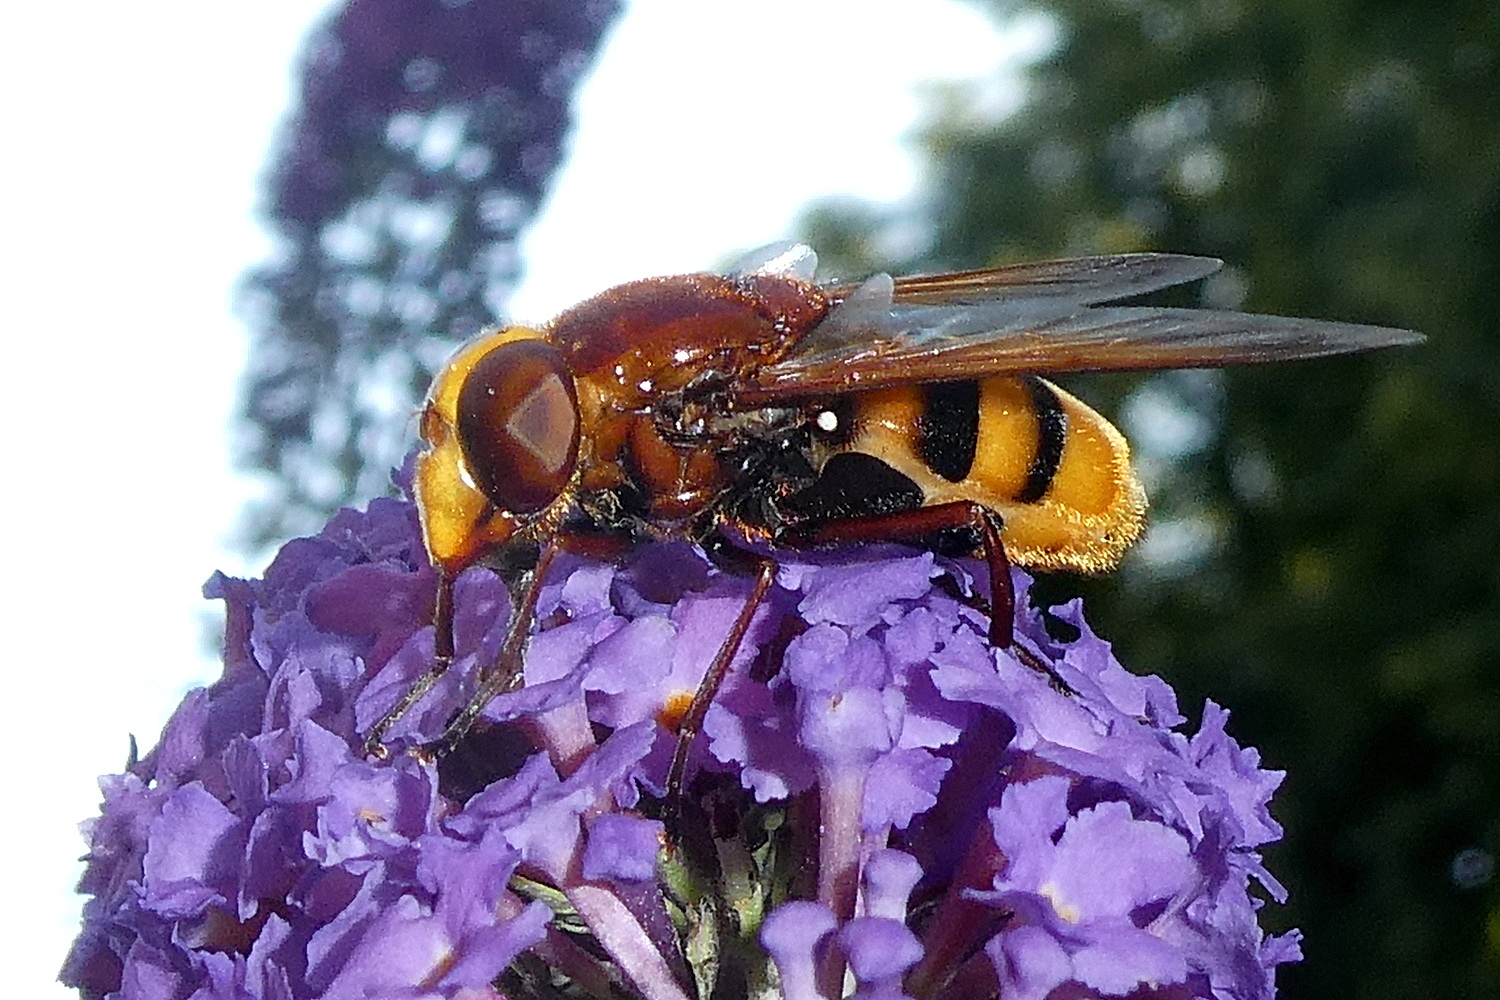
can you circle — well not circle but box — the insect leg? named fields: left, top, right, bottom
left=420, top=542, right=561, bottom=761
left=665, top=549, right=777, bottom=818
left=783, top=502, right=1081, bottom=699
left=783, top=501, right=1015, bottom=646
left=363, top=568, right=457, bottom=757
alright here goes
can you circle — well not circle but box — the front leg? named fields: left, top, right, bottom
left=415, top=542, right=562, bottom=761
left=664, top=541, right=778, bottom=820
left=363, top=568, right=457, bottom=757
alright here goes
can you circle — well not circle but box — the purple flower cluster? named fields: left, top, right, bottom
left=64, top=495, right=1299, bottom=999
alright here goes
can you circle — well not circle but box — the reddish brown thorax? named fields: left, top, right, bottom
left=550, top=272, right=830, bottom=521
left=550, top=272, right=828, bottom=397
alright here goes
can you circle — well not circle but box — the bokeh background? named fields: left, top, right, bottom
left=20, top=1, right=1498, bottom=997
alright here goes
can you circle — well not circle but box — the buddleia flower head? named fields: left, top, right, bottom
left=64, top=491, right=1297, bottom=999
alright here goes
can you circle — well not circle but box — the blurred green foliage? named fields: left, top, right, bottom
left=804, top=0, right=1500, bottom=995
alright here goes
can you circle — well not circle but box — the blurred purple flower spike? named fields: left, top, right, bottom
left=64, top=493, right=1298, bottom=999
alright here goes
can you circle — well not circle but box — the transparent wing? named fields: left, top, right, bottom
left=727, top=241, right=819, bottom=281
left=819, top=252, right=1223, bottom=306
left=734, top=256, right=1422, bottom=401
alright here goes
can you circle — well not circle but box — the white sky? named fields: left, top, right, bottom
left=5, top=2, right=1043, bottom=994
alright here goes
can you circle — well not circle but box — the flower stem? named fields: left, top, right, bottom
left=568, top=883, right=693, bottom=1000
left=816, top=765, right=865, bottom=995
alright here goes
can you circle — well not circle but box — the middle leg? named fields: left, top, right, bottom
left=782, top=499, right=1016, bottom=647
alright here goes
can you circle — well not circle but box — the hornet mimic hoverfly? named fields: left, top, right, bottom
left=367, top=242, right=1422, bottom=798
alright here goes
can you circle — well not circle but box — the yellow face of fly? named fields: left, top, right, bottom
left=413, top=326, right=547, bottom=572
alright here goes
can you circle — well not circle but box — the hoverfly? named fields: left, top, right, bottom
left=367, top=242, right=1421, bottom=798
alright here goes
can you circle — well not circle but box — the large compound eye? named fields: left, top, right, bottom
left=456, top=339, right=580, bottom=514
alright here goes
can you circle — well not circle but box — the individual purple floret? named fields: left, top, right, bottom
left=64, top=493, right=1298, bottom=999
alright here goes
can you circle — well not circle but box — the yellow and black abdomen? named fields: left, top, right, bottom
left=807, top=376, right=1146, bottom=573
